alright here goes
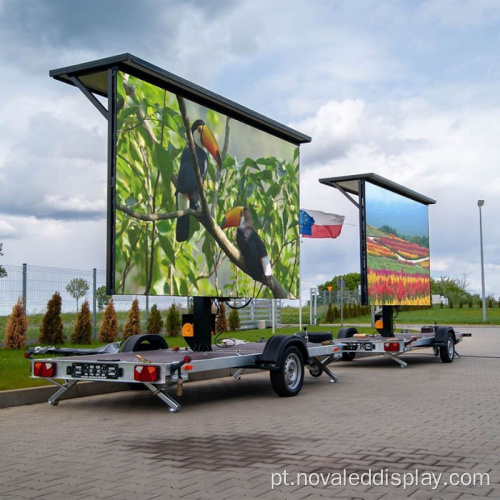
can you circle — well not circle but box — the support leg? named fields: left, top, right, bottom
left=233, top=368, right=246, bottom=380
left=383, top=353, right=408, bottom=368
left=47, top=379, right=79, bottom=406
left=143, top=382, right=181, bottom=413
left=311, top=355, right=339, bottom=383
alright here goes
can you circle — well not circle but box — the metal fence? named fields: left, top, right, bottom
left=0, top=264, right=281, bottom=329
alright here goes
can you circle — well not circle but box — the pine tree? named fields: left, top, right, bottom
left=228, top=307, right=240, bottom=331
left=123, top=298, right=141, bottom=340
left=98, top=299, right=119, bottom=343
left=39, top=292, right=65, bottom=345
left=165, top=303, right=181, bottom=337
left=4, top=298, right=28, bottom=349
left=333, top=305, right=340, bottom=321
left=146, top=304, right=164, bottom=335
left=70, top=300, right=92, bottom=344
left=216, top=302, right=228, bottom=334
left=325, top=303, right=334, bottom=323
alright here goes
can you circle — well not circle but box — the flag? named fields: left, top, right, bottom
left=300, top=209, right=344, bottom=238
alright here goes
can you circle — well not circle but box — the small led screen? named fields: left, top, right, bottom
left=112, top=72, right=299, bottom=299
left=364, top=182, right=431, bottom=306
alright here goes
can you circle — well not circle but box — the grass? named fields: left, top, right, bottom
left=1, top=303, right=498, bottom=391
left=282, top=304, right=500, bottom=326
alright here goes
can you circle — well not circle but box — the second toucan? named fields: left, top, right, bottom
left=220, top=206, right=272, bottom=282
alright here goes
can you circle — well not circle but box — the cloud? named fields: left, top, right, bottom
left=0, top=219, right=15, bottom=237
left=294, top=89, right=500, bottom=296
left=0, top=0, right=499, bottom=298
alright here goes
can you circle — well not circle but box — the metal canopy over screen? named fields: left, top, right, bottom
left=320, top=173, right=436, bottom=307
left=50, top=54, right=310, bottom=300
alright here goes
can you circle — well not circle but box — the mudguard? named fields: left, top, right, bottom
left=433, top=326, right=455, bottom=346
left=257, top=335, right=309, bottom=371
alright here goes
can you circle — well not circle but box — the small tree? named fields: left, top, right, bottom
left=96, top=285, right=111, bottom=311
left=228, top=307, right=240, bottom=331
left=4, top=298, right=28, bottom=349
left=70, top=300, right=92, bottom=344
left=98, top=299, right=119, bottom=343
left=325, top=303, right=334, bottom=323
left=39, top=292, right=65, bottom=345
left=216, top=302, right=228, bottom=334
left=66, top=278, right=89, bottom=312
left=123, top=298, right=141, bottom=340
left=146, top=304, right=164, bottom=335
left=333, top=305, right=340, bottom=321
left=0, top=243, right=7, bottom=278
left=165, top=303, right=181, bottom=337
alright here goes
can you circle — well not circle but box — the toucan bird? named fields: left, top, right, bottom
left=175, top=119, right=222, bottom=242
left=220, top=206, right=272, bottom=282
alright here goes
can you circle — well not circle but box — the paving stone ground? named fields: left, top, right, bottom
left=0, top=326, right=498, bottom=499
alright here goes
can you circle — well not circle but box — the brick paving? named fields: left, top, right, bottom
left=0, top=326, right=499, bottom=499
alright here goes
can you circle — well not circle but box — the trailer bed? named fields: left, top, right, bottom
left=30, top=338, right=342, bottom=412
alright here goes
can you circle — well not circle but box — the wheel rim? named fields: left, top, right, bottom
left=284, top=353, right=301, bottom=390
left=310, top=363, right=321, bottom=376
left=447, top=337, right=454, bottom=358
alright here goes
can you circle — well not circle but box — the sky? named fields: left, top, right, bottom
left=1, top=0, right=499, bottom=304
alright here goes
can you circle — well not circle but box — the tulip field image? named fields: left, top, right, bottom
left=112, top=72, right=299, bottom=299
left=364, top=182, right=431, bottom=306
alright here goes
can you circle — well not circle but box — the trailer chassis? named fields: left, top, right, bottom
left=30, top=335, right=342, bottom=412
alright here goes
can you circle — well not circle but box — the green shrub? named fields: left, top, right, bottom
left=228, top=307, right=240, bottom=331
left=39, top=292, right=65, bottom=345
left=146, top=304, right=164, bottom=335
left=166, top=303, right=181, bottom=337
left=325, top=303, right=334, bottom=323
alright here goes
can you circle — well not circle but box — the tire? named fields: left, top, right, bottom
left=296, top=331, right=333, bottom=343
left=337, top=327, right=357, bottom=361
left=270, top=346, right=304, bottom=397
left=309, top=361, right=323, bottom=378
left=439, top=331, right=455, bottom=363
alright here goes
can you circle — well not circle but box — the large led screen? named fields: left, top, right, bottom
left=364, top=182, right=431, bottom=306
left=112, top=72, right=299, bottom=299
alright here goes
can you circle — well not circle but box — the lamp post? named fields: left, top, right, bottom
left=478, top=200, right=486, bottom=322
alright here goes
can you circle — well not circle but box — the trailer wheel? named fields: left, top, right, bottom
left=309, top=361, right=323, bottom=378
left=338, top=327, right=357, bottom=361
left=439, top=331, right=455, bottom=363
left=270, top=346, right=304, bottom=397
